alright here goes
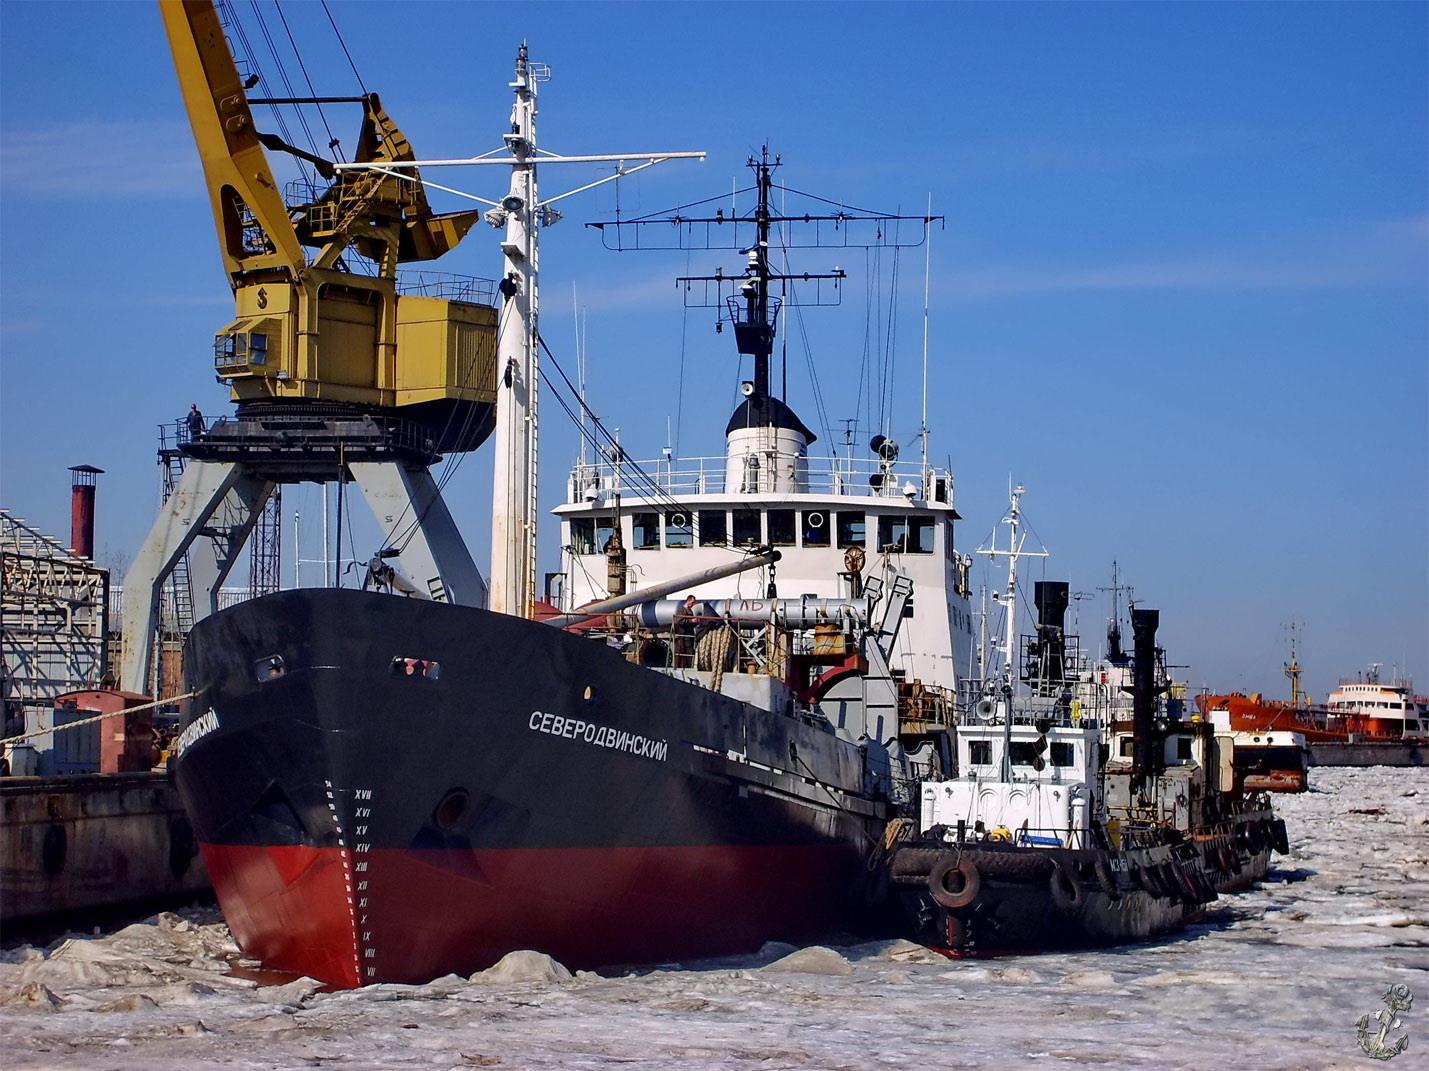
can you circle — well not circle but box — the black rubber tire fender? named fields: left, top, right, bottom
left=1240, top=821, right=1264, bottom=854
left=928, top=856, right=982, bottom=910
left=966, top=849, right=1054, bottom=883
left=1048, top=855, right=1085, bottom=912
left=1173, top=863, right=1200, bottom=903
left=1093, top=856, right=1120, bottom=900
left=1156, top=861, right=1180, bottom=900
left=1271, top=818, right=1290, bottom=855
left=890, top=846, right=945, bottom=880
left=1131, top=864, right=1156, bottom=895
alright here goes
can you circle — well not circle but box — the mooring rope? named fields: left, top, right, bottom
left=3, top=691, right=201, bottom=746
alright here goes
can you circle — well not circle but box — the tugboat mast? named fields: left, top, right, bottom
left=977, top=483, right=1047, bottom=778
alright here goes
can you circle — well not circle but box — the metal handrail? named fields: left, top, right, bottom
left=566, top=453, right=955, bottom=503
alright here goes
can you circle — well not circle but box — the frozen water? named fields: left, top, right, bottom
left=1, top=767, right=1424, bottom=1069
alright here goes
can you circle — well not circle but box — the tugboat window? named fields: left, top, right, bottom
left=767, top=509, right=796, bottom=546
left=570, top=518, right=596, bottom=555
left=698, top=510, right=727, bottom=546
left=632, top=512, right=660, bottom=549
left=802, top=510, right=830, bottom=546
left=836, top=511, right=865, bottom=548
left=1009, top=741, right=1040, bottom=766
left=968, top=739, right=993, bottom=765
left=1051, top=742, right=1075, bottom=767
left=665, top=511, right=693, bottom=548
left=732, top=509, right=762, bottom=547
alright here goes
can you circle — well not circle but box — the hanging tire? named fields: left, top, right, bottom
left=928, top=857, right=982, bottom=910
left=1049, top=856, right=1085, bottom=912
left=1271, top=818, right=1290, bottom=855
left=1093, top=856, right=1120, bottom=900
left=1240, top=822, right=1264, bottom=854
left=1157, top=861, right=1180, bottom=900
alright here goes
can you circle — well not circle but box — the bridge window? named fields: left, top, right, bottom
left=802, top=510, right=830, bottom=547
left=1009, top=742, right=1041, bottom=766
left=570, top=518, right=596, bottom=555
left=877, top=514, right=935, bottom=554
left=698, top=510, right=727, bottom=547
left=665, top=511, right=692, bottom=548
left=1051, top=742, right=1076, bottom=767
left=733, top=509, right=762, bottom=547
left=594, top=515, right=616, bottom=553
left=836, top=511, right=865, bottom=549
left=967, top=740, right=992, bottom=765
left=632, top=512, right=660, bottom=550
left=768, top=510, right=796, bottom=546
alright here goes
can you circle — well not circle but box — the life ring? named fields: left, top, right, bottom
left=1216, top=845, right=1235, bottom=874
left=1048, top=856, right=1085, bottom=912
left=1094, top=857, right=1120, bottom=900
left=928, top=857, right=982, bottom=910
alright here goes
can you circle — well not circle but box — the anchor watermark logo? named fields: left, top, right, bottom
left=1356, top=983, right=1412, bottom=1061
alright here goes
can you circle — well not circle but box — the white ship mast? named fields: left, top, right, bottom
left=336, top=45, right=703, bottom=618
left=977, top=483, right=1047, bottom=778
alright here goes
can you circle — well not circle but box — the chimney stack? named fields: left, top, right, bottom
left=68, top=465, right=104, bottom=561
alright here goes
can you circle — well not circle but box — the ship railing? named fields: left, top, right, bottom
left=395, top=270, right=497, bottom=306
left=1336, top=674, right=1414, bottom=690
left=566, top=455, right=955, bottom=505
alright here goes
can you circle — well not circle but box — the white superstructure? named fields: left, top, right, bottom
left=553, top=442, right=975, bottom=696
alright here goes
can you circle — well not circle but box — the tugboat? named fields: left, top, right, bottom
left=888, top=488, right=1288, bottom=954
left=133, top=1, right=970, bottom=987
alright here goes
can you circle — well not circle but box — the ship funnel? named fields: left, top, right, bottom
left=1130, top=607, right=1161, bottom=784
left=1029, top=580, right=1070, bottom=694
left=724, top=395, right=814, bottom=495
left=68, top=465, right=103, bottom=561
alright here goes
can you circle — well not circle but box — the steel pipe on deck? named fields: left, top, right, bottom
left=623, top=597, right=866, bottom=629
left=544, top=549, right=781, bottom=628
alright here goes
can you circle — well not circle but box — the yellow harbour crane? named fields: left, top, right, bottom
left=161, top=0, right=497, bottom=450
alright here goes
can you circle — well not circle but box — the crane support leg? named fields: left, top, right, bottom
left=348, top=462, right=487, bottom=608
left=119, top=461, right=273, bottom=694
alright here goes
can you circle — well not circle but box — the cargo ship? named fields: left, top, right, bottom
left=129, top=2, right=968, bottom=987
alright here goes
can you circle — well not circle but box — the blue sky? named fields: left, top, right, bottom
left=2, top=1, right=1425, bottom=701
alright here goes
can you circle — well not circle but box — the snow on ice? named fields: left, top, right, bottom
left=1, top=767, right=1425, bottom=1069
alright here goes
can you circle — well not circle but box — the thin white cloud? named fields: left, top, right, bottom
left=940, top=215, right=1427, bottom=300
left=0, top=119, right=202, bottom=198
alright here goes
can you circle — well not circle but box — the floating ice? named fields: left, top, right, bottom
left=0, top=767, right=1424, bottom=1069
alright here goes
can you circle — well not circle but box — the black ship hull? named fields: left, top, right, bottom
left=172, top=589, right=885, bottom=987
left=890, top=816, right=1281, bottom=955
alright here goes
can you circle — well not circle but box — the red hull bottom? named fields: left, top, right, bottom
left=201, top=841, right=860, bottom=987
